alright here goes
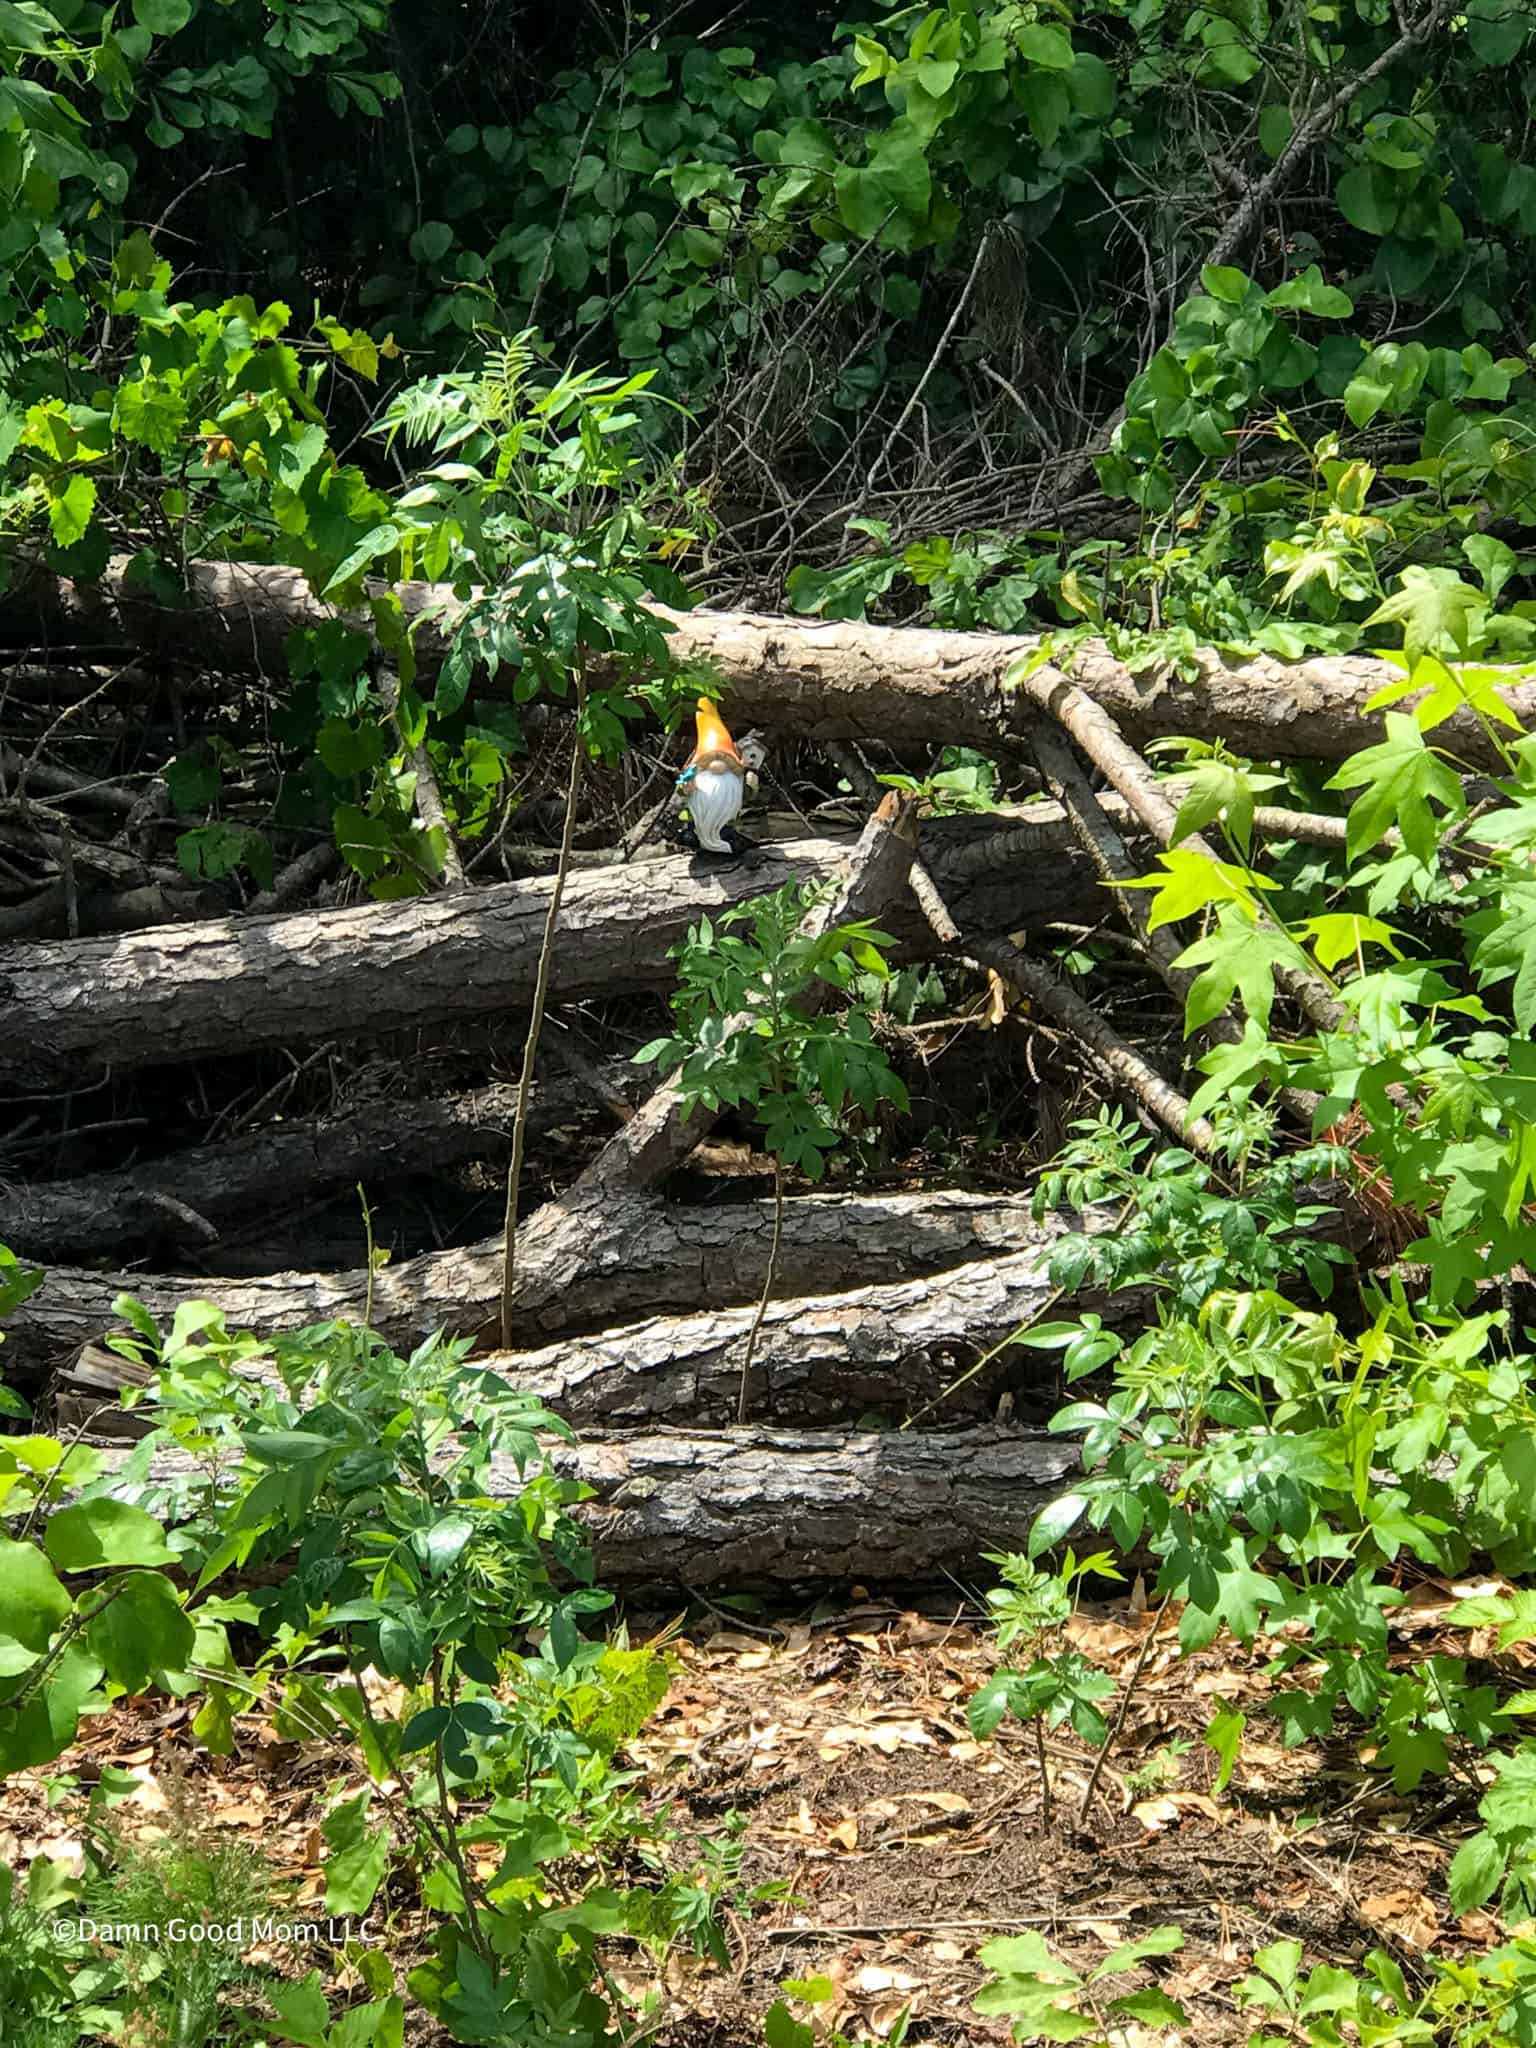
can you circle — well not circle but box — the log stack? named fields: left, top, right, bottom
left=2, top=563, right=1446, bottom=1582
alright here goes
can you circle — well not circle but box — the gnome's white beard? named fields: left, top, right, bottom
left=687, top=765, right=744, bottom=852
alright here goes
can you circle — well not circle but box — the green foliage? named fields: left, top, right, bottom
left=974, top=1924, right=1186, bottom=2044
left=968, top=1549, right=1120, bottom=1748
left=636, top=882, right=911, bottom=1180
left=764, top=1975, right=908, bottom=2048
left=81, top=1300, right=729, bottom=2047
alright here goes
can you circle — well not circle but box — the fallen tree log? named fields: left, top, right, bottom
left=51, top=1226, right=1113, bottom=1438
left=474, top=1243, right=1095, bottom=1430
left=6, top=556, right=1530, bottom=767
left=22, top=1189, right=1066, bottom=1390
left=97, top=1425, right=1081, bottom=1586
left=556, top=1426, right=1079, bottom=1584
left=6, top=1070, right=637, bottom=1263
left=0, top=818, right=1107, bottom=1088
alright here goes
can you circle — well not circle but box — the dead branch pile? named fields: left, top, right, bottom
left=2, top=562, right=1452, bottom=1582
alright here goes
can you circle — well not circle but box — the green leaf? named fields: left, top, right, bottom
left=1015, top=22, right=1074, bottom=68
left=835, top=132, right=931, bottom=238
left=1092, top=1925, right=1183, bottom=1975
left=1121, top=847, right=1275, bottom=930
left=1325, top=712, right=1465, bottom=863
left=1200, top=264, right=1250, bottom=303
left=87, top=1573, right=194, bottom=1691
left=0, top=1643, right=103, bottom=1776
left=46, top=474, right=95, bottom=547
left=1027, top=1491, right=1088, bottom=1558
left=322, top=523, right=401, bottom=597
left=324, top=1796, right=392, bottom=1915
left=1265, top=265, right=1353, bottom=319
left=1448, top=1829, right=1506, bottom=1914
left=165, top=748, right=220, bottom=812
left=1110, top=1987, right=1188, bottom=2025
left=265, top=1971, right=331, bottom=2048
left=1464, top=532, right=1518, bottom=604
left=133, top=0, right=193, bottom=30
left=1467, top=879, right=1536, bottom=1032
left=277, top=422, right=329, bottom=490
left=1258, top=103, right=1292, bottom=158
left=44, top=1500, right=175, bottom=1571
left=409, top=220, right=454, bottom=263
left=1467, top=0, right=1530, bottom=64
left=0, top=1536, right=70, bottom=1652
left=1336, top=163, right=1398, bottom=235
left=0, top=3, right=56, bottom=53
left=764, top=2004, right=816, bottom=2048
left=1205, top=1700, right=1246, bottom=1795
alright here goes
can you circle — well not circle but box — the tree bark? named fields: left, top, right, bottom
left=100, top=1425, right=1082, bottom=1586
left=0, top=818, right=1105, bottom=1089
left=561, top=1426, right=1079, bottom=1584
left=51, top=1231, right=1115, bottom=1438
left=478, top=1240, right=1103, bottom=1430
left=22, top=1189, right=1066, bottom=1388
left=6, top=556, right=1530, bottom=768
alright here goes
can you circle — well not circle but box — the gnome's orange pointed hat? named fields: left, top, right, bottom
left=693, top=697, right=741, bottom=761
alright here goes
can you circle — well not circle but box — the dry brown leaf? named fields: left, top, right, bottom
left=1065, top=1615, right=1142, bottom=1659
left=828, top=1816, right=860, bottom=1851
left=893, top=1614, right=953, bottom=1648
left=869, top=1996, right=914, bottom=2037
left=897, top=1790, right=971, bottom=1814
left=1361, top=1888, right=1441, bottom=1950
left=17, top=1833, right=86, bottom=1874
left=704, top=1631, right=769, bottom=1656
left=119, top=1765, right=167, bottom=1812
left=818, top=1719, right=934, bottom=1758
left=855, top=1965, right=920, bottom=1994
left=1132, top=1790, right=1222, bottom=1832
left=930, top=1940, right=965, bottom=1962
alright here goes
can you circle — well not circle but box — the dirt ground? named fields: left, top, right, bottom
left=1, top=1578, right=1501, bottom=2046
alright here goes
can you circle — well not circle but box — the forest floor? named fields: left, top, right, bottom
left=0, top=1579, right=1501, bottom=2046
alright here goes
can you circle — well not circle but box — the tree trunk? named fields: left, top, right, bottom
left=52, top=1225, right=1118, bottom=1439
left=6, top=555, right=1527, bottom=767
left=480, top=1242, right=1098, bottom=1430
left=100, top=1426, right=1081, bottom=1586
left=561, top=1426, right=1079, bottom=1585
left=6, top=1071, right=636, bottom=1262
left=23, top=1190, right=1070, bottom=1389
left=0, top=819, right=1104, bottom=1089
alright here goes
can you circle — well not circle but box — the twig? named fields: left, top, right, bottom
left=246, top=840, right=338, bottom=916
left=379, top=664, right=465, bottom=889
left=1035, top=1717, right=1054, bottom=1830
left=1078, top=1598, right=1170, bottom=1825
left=858, top=229, right=992, bottom=504
left=1017, top=668, right=1345, bottom=1034
left=737, top=1156, right=785, bottom=1424
left=828, top=730, right=1219, bottom=1151
left=500, top=676, right=588, bottom=1347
